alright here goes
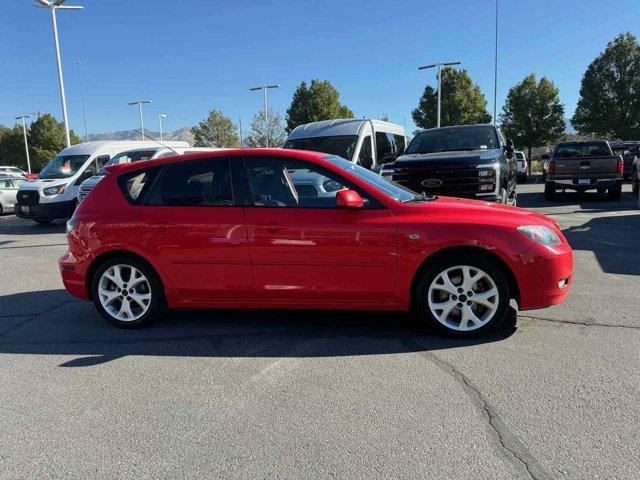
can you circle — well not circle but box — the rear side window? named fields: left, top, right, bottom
left=143, top=158, right=234, bottom=206
left=375, top=132, right=404, bottom=164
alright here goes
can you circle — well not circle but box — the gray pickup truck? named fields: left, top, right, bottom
left=543, top=140, right=623, bottom=201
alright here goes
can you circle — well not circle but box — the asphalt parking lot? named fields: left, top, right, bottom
left=1, top=181, right=639, bottom=480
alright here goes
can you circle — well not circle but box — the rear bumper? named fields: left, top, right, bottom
left=516, top=242, right=573, bottom=310
left=15, top=199, right=76, bottom=221
left=59, top=251, right=89, bottom=300
left=548, top=177, right=622, bottom=190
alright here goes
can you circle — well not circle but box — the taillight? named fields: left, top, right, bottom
left=548, top=160, right=555, bottom=174
left=617, top=156, right=624, bottom=173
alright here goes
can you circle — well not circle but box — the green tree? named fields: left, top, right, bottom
left=500, top=74, right=565, bottom=170
left=572, top=32, right=640, bottom=139
left=412, top=67, right=492, bottom=129
left=285, top=79, right=354, bottom=132
left=0, top=125, right=27, bottom=168
left=28, top=114, right=80, bottom=171
left=191, top=109, right=239, bottom=147
left=246, top=108, right=287, bottom=148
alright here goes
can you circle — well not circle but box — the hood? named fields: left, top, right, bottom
left=418, top=196, right=558, bottom=230
left=393, top=149, right=501, bottom=168
left=18, top=178, right=69, bottom=191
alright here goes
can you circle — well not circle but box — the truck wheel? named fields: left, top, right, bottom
left=91, top=257, right=164, bottom=328
left=608, top=185, right=622, bottom=201
left=633, top=169, right=639, bottom=194
left=544, top=182, right=555, bottom=200
left=414, top=253, right=510, bottom=338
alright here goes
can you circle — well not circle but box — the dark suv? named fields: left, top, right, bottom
left=379, top=124, right=517, bottom=204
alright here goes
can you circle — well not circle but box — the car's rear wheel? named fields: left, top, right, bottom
left=544, top=181, right=555, bottom=200
left=415, top=253, right=510, bottom=337
left=91, top=257, right=163, bottom=328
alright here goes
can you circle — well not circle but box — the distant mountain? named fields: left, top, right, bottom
left=87, top=126, right=195, bottom=145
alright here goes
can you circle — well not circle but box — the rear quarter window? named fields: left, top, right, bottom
left=117, top=168, right=157, bottom=204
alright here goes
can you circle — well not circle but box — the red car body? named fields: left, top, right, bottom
left=60, top=149, right=572, bottom=324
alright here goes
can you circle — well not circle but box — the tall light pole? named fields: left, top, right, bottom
left=418, top=61, right=461, bottom=128
left=76, top=60, right=88, bottom=141
left=493, top=0, right=499, bottom=125
left=249, top=84, right=279, bottom=147
left=158, top=113, right=167, bottom=141
left=128, top=100, right=152, bottom=140
left=15, top=115, right=32, bottom=174
left=34, top=0, right=84, bottom=148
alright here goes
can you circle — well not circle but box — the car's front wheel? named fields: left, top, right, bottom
left=91, top=257, right=163, bottom=328
left=415, top=253, right=510, bottom=337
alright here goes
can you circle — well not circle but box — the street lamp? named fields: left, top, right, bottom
left=15, top=115, right=32, bottom=174
left=76, top=60, right=89, bottom=142
left=418, top=61, right=461, bottom=128
left=128, top=100, right=152, bottom=140
left=493, top=0, right=499, bottom=125
left=33, top=0, right=84, bottom=148
left=249, top=84, right=280, bottom=147
left=158, top=113, right=167, bottom=141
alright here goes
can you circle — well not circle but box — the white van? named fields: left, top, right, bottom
left=283, top=118, right=408, bottom=171
left=77, top=146, right=222, bottom=202
left=15, top=140, right=188, bottom=224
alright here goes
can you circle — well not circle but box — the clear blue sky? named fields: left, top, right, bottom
left=1, top=0, right=638, bottom=135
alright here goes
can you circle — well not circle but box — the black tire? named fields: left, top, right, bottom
left=35, top=219, right=52, bottom=225
left=632, top=169, right=639, bottom=194
left=414, top=252, right=510, bottom=338
left=597, top=187, right=607, bottom=195
left=544, top=181, right=555, bottom=200
left=608, top=184, right=622, bottom=201
left=91, top=256, right=163, bottom=328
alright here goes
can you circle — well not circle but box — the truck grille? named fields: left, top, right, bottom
left=16, top=190, right=39, bottom=206
left=391, top=167, right=496, bottom=196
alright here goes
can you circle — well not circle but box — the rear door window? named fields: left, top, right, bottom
left=143, top=158, right=234, bottom=206
left=375, top=132, right=404, bottom=164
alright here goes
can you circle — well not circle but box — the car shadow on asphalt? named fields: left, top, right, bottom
left=0, top=216, right=66, bottom=236
left=0, top=289, right=518, bottom=367
left=516, top=189, right=638, bottom=212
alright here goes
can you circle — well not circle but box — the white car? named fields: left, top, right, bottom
left=0, top=176, right=27, bottom=215
left=283, top=118, right=407, bottom=172
left=514, top=150, right=527, bottom=183
left=0, top=166, right=29, bottom=178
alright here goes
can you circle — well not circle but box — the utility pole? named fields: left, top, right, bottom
left=128, top=100, right=152, bottom=140
left=76, top=60, right=89, bottom=141
left=15, top=115, right=32, bottom=174
left=494, top=0, right=499, bottom=125
left=418, top=61, right=461, bottom=128
left=158, top=113, right=167, bottom=141
left=249, top=84, right=280, bottom=147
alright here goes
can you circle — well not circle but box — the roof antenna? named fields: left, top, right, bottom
left=132, top=129, right=179, bottom=154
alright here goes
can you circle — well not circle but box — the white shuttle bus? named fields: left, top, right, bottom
left=283, top=118, right=407, bottom=171
left=15, top=140, right=188, bottom=224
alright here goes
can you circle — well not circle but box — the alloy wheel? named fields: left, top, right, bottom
left=427, top=265, right=499, bottom=332
left=98, top=264, right=152, bottom=322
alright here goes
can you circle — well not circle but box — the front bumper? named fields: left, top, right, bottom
left=14, top=199, right=76, bottom=221
left=516, top=241, right=573, bottom=310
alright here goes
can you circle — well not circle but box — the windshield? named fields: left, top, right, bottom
left=555, top=142, right=611, bottom=158
left=324, top=155, right=416, bottom=202
left=406, top=126, right=499, bottom=154
left=99, top=149, right=158, bottom=175
left=284, top=136, right=359, bottom=161
left=38, top=155, right=91, bottom=179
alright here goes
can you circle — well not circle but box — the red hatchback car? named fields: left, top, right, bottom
left=60, top=149, right=572, bottom=337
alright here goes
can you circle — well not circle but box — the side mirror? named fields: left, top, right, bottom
left=360, top=156, right=374, bottom=170
left=541, top=153, right=550, bottom=161
left=336, top=189, right=364, bottom=208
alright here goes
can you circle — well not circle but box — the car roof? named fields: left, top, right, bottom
left=105, top=148, right=328, bottom=176
left=287, top=118, right=405, bottom=140
left=415, top=124, right=494, bottom=133
left=56, top=140, right=190, bottom=155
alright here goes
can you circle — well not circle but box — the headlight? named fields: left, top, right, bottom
left=518, top=226, right=561, bottom=247
left=43, top=184, right=67, bottom=196
left=478, top=169, right=495, bottom=177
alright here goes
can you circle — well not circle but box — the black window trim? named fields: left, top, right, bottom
left=235, top=155, right=386, bottom=210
